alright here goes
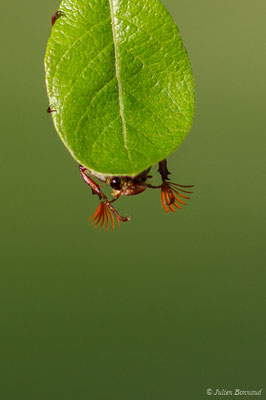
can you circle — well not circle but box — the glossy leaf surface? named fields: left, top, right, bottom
left=45, top=0, right=195, bottom=176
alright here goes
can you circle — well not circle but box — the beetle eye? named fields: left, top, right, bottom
left=110, top=177, right=122, bottom=190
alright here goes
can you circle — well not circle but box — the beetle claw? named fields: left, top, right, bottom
left=52, top=11, right=64, bottom=26
left=47, top=105, right=57, bottom=113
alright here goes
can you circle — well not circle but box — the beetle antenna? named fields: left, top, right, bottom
left=89, top=201, right=130, bottom=231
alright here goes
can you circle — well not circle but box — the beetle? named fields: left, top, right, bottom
left=79, top=159, right=193, bottom=231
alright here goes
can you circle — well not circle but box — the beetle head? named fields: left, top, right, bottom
left=107, top=176, right=146, bottom=196
left=107, top=169, right=151, bottom=197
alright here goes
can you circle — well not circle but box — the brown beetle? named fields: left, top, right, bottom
left=79, top=160, right=193, bottom=231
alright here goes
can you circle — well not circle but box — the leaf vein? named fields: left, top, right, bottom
left=126, top=122, right=158, bottom=149
left=73, top=75, right=116, bottom=140
left=52, top=16, right=111, bottom=84
left=108, top=0, right=133, bottom=171
left=90, top=115, right=121, bottom=163
left=122, top=89, right=171, bottom=135
left=115, top=16, right=173, bottom=49
left=60, top=41, right=113, bottom=113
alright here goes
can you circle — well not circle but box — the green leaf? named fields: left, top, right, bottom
left=45, top=0, right=195, bottom=176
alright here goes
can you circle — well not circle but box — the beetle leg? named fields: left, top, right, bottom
left=106, top=200, right=130, bottom=223
left=52, top=11, right=64, bottom=26
left=79, top=165, right=130, bottom=230
left=79, top=165, right=106, bottom=200
left=47, top=105, right=57, bottom=113
left=148, top=159, right=194, bottom=213
left=158, top=159, right=171, bottom=182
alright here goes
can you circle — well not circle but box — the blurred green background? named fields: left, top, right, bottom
left=1, top=0, right=265, bottom=398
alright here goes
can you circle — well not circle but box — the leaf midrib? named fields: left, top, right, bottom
left=108, top=0, right=132, bottom=166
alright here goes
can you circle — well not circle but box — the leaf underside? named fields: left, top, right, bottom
left=45, top=0, right=195, bottom=176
